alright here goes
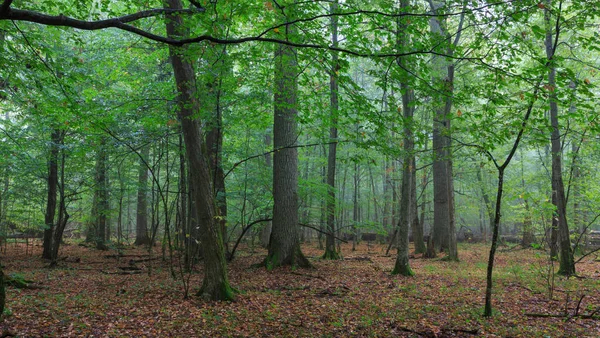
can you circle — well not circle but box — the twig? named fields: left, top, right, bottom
left=290, top=271, right=326, bottom=280
left=574, top=295, right=585, bottom=317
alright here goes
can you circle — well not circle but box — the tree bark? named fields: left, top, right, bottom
left=323, top=0, right=340, bottom=260
left=204, top=41, right=229, bottom=255
left=544, top=0, right=574, bottom=276
left=259, top=133, right=272, bottom=248
left=266, top=8, right=311, bottom=268
left=393, top=0, right=415, bottom=275
left=95, top=137, right=109, bottom=251
left=42, top=129, right=62, bottom=259
left=135, top=144, right=150, bottom=246
left=50, top=150, right=69, bottom=264
left=165, top=0, right=235, bottom=300
left=429, top=1, right=458, bottom=260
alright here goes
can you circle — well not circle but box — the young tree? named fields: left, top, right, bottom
left=135, top=144, right=150, bottom=246
left=94, top=137, right=109, bottom=251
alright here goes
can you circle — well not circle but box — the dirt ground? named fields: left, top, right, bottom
left=1, top=240, right=599, bottom=337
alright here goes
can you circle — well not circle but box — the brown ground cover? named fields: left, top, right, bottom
left=1, top=241, right=599, bottom=337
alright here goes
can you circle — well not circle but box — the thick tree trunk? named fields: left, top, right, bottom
left=429, top=2, right=458, bottom=260
left=544, top=0, right=574, bottom=276
left=267, top=19, right=311, bottom=269
left=135, top=144, right=150, bottom=246
left=323, top=0, right=340, bottom=260
left=166, top=0, right=235, bottom=300
left=430, top=13, right=450, bottom=254
left=42, top=129, right=62, bottom=259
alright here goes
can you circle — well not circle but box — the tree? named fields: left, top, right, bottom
left=266, top=1, right=311, bottom=269
left=41, top=129, right=62, bottom=259
left=544, top=0, right=575, bottom=276
left=134, top=144, right=150, bottom=246
left=164, top=0, right=235, bottom=300
left=322, top=0, right=341, bottom=260
left=94, top=137, right=109, bottom=251
left=429, top=0, right=460, bottom=261
left=392, top=0, right=415, bottom=276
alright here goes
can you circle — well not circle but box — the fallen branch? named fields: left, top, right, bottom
left=0, top=330, right=17, bottom=338
left=100, top=270, right=142, bottom=275
left=526, top=311, right=600, bottom=320
left=290, top=271, right=326, bottom=281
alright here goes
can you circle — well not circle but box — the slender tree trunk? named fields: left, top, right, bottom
left=520, top=154, right=534, bottom=247
left=42, top=129, right=62, bottom=259
left=205, top=43, right=229, bottom=255
left=0, top=268, right=4, bottom=317
left=267, top=12, right=311, bottom=269
left=135, top=144, right=150, bottom=246
left=544, top=0, right=574, bottom=275
left=165, top=0, right=235, bottom=300
left=259, top=133, right=272, bottom=248
left=95, top=137, right=109, bottom=251
left=411, top=168, right=426, bottom=254
left=393, top=0, right=415, bottom=275
left=50, top=150, right=69, bottom=264
left=352, top=160, right=360, bottom=251
left=323, top=0, right=340, bottom=260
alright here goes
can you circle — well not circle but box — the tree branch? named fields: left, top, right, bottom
left=0, top=0, right=13, bottom=15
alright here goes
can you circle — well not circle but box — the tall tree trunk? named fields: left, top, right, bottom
left=259, top=133, right=272, bottom=248
left=323, top=0, right=340, bottom=260
left=204, top=42, right=229, bottom=255
left=520, top=154, right=534, bottom=247
left=544, top=0, right=574, bottom=276
left=50, top=150, right=69, bottom=264
left=393, top=0, right=415, bottom=275
left=429, top=1, right=459, bottom=260
left=411, top=167, right=426, bottom=254
left=352, top=160, right=360, bottom=251
left=135, top=144, right=150, bottom=246
left=266, top=11, right=311, bottom=269
left=95, top=137, right=109, bottom=251
left=42, top=129, right=62, bottom=259
left=165, top=0, right=235, bottom=300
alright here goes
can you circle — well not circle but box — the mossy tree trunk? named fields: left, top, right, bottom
left=165, top=0, right=235, bottom=301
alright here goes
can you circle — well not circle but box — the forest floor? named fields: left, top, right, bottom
left=1, top=240, right=599, bottom=337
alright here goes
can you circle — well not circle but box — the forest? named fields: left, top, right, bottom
left=1, top=0, right=600, bottom=336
